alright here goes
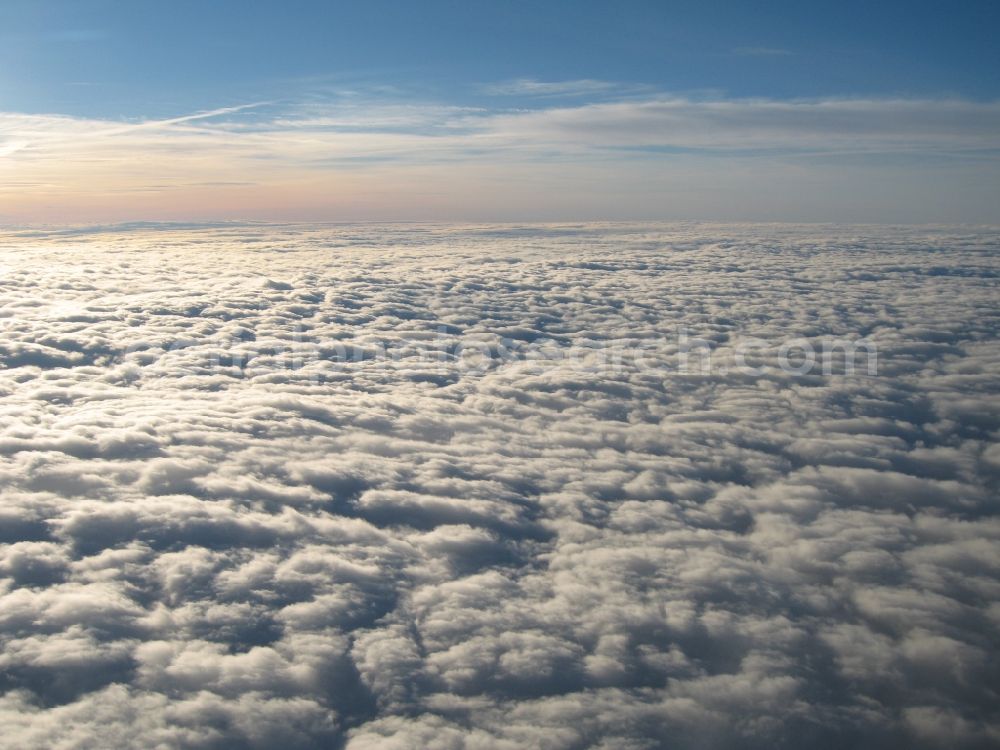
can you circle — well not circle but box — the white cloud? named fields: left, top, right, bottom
left=0, top=223, right=997, bottom=747
left=482, top=78, right=626, bottom=97
left=1, top=94, right=999, bottom=222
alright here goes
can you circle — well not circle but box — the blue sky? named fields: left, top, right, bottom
left=3, top=0, right=998, bottom=115
left=1, top=0, right=998, bottom=222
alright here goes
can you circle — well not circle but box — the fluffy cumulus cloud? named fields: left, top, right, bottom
left=0, top=223, right=998, bottom=748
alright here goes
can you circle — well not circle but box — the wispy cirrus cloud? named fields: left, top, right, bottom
left=1, top=90, right=999, bottom=222
left=5, top=95, right=999, bottom=165
left=0, top=140, right=28, bottom=158
left=482, top=78, right=627, bottom=98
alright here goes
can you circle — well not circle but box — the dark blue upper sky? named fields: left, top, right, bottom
left=2, top=0, right=998, bottom=117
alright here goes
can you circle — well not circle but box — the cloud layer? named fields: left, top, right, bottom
left=0, top=223, right=998, bottom=748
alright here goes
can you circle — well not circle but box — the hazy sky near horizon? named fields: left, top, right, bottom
left=1, top=0, right=998, bottom=223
